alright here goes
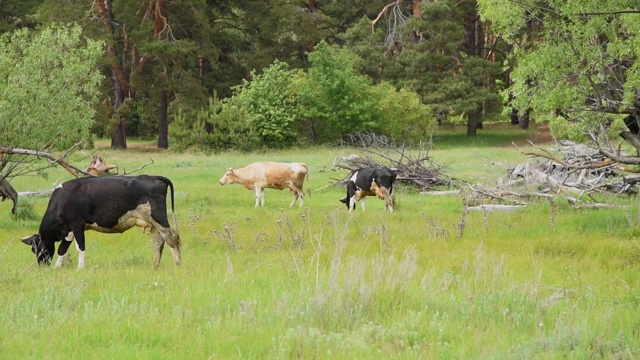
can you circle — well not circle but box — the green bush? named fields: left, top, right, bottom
left=372, top=82, right=435, bottom=141
left=13, top=198, right=38, bottom=221
left=169, top=95, right=259, bottom=152
left=235, top=60, right=299, bottom=148
left=295, top=41, right=381, bottom=143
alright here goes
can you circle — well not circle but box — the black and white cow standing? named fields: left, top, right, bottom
left=21, top=175, right=181, bottom=269
left=340, top=167, right=397, bottom=212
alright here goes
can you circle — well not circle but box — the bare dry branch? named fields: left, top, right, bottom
left=371, top=1, right=398, bottom=32
left=0, top=144, right=92, bottom=178
left=332, top=131, right=451, bottom=190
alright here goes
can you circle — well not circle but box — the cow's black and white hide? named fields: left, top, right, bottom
left=21, top=175, right=181, bottom=269
left=340, top=167, right=397, bottom=212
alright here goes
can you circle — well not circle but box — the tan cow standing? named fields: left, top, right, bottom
left=219, top=162, right=309, bottom=207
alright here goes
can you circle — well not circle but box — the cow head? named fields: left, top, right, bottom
left=20, top=234, right=54, bottom=265
left=219, top=168, right=234, bottom=185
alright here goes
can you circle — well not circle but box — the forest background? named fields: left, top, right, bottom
left=2, top=2, right=640, bottom=357
left=1, top=1, right=640, bottom=179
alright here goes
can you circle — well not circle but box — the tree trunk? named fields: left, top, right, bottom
left=510, top=107, right=520, bottom=125
left=99, top=0, right=129, bottom=149
left=464, top=1, right=482, bottom=134
left=464, top=2, right=478, bottom=57
left=110, top=120, right=127, bottom=149
left=110, top=66, right=127, bottom=149
left=467, top=110, right=479, bottom=137
left=519, top=108, right=530, bottom=130
left=158, top=91, right=169, bottom=149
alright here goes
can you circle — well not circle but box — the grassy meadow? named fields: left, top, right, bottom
left=1, top=124, right=639, bottom=359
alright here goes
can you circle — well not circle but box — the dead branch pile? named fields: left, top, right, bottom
left=1, top=144, right=154, bottom=215
left=331, top=131, right=451, bottom=189
left=453, top=140, right=637, bottom=210
left=507, top=140, right=633, bottom=195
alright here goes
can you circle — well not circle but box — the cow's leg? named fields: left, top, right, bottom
left=386, top=195, right=394, bottom=212
left=289, top=187, right=300, bottom=208
left=156, top=227, right=181, bottom=267
left=348, top=196, right=357, bottom=212
left=71, top=227, right=87, bottom=270
left=360, top=197, right=367, bottom=212
left=376, top=186, right=393, bottom=212
left=55, top=238, right=73, bottom=268
left=254, top=188, right=262, bottom=207
left=257, top=187, right=266, bottom=207
left=151, top=231, right=165, bottom=269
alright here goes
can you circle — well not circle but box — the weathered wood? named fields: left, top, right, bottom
left=619, top=131, right=640, bottom=154
left=334, top=131, right=451, bottom=190
left=420, top=190, right=460, bottom=196
left=0, top=177, right=17, bottom=214
left=0, top=144, right=92, bottom=178
left=18, top=189, right=55, bottom=198
left=466, top=204, right=526, bottom=212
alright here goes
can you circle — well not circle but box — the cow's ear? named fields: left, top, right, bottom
left=21, top=235, right=35, bottom=246
left=339, top=198, right=348, bottom=204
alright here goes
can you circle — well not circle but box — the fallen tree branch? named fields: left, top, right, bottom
left=515, top=140, right=615, bottom=170
left=466, top=204, right=526, bottom=212
left=599, top=147, right=640, bottom=165
left=0, top=144, right=92, bottom=178
left=18, top=189, right=55, bottom=197
left=120, top=158, right=154, bottom=175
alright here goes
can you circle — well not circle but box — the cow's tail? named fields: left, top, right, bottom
left=157, top=176, right=181, bottom=249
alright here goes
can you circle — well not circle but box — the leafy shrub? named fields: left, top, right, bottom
left=235, top=60, right=299, bottom=148
left=372, top=82, right=435, bottom=141
left=13, top=199, right=38, bottom=221
left=170, top=95, right=259, bottom=152
left=294, top=41, right=381, bottom=143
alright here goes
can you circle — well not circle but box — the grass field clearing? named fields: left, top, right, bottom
left=1, top=124, right=639, bottom=359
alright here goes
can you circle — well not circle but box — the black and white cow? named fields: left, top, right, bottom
left=340, top=167, right=397, bottom=212
left=21, top=175, right=181, bottom=269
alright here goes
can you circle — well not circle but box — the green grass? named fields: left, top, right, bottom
left=1, top=126, right=639, bottom=359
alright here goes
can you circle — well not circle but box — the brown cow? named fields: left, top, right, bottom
left=219, top=162, right=309, bottom=207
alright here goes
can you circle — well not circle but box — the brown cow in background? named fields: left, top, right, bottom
left=219, top=162, right=309, bottom=207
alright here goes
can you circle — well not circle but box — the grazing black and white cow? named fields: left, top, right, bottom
left=21, top=175, right=181, bottom=269
left=340, top=167, right=397, bottom=212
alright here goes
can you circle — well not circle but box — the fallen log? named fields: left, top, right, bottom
left=420, top=190, right=461, bottom=196
left=466, top=204, right=526, bottom=212
left=18, top=189, right=55, bottom=197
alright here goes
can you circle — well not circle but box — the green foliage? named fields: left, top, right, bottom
left=371, top=82, right=435, bottom=141
left=0, top=24, right=103, bottom=151
left=13, top=198, right=37, bottom=221
left=548, top=116, right=588, bottom=142
left=341, top=0, right=503, bottom=130
left=235, top=60, right=299, bottom=148
left=169, top=94, right=258, bottom=152
left=0, top=0, right=41, bottom=34
left=479, top=0, right=640, bottom=137
left=295, top=41, right=380, bottom=143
